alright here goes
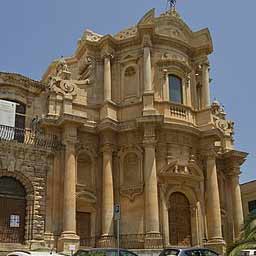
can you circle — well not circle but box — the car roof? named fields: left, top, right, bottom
left=163, top=247, right=218, bottom=253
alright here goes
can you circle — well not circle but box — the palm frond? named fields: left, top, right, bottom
left=229, top=240, right=256, bottom=256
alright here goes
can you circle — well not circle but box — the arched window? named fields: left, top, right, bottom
left=168, top=75, right=183, bottom=104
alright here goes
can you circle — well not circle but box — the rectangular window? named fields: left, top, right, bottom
left=248, top=200, right=256, bottom=212
left=169, top=75, right=183, bottom=104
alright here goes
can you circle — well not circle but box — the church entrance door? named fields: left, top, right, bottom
left=76, top=212, right=91, bottom=243
left=168, top=192, right=192, bottom=246
left=0, top=177, right=26, bottom=244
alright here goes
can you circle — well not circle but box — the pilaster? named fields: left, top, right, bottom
left=142, top=35, right=156, bottom=116
left=201, top=61, right=210, bottom=109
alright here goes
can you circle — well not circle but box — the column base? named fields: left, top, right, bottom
left=143, top=93, right=156, bottom=116
left=204, top=239, right=226, bottom=255
left=27, top=240, right=46, bottom=250
left=144, top=233, right=163, bottom=249
left=58, top=232, right=80, bottom=254
left=44, top=232, right=55, bottom=249
left=97, top=235, right=116, bottom=248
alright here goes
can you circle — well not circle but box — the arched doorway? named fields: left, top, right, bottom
left=0, top=176, right=26, bottom=243
left=168, top=192, right=192, bottom=246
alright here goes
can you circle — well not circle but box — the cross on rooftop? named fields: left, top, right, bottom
left=167, top=0, right=177, bottom=9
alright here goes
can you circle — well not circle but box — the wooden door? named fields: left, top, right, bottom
left=76, top=212, right=91, bottom=241
left=169, top=192, right=192, bottom=246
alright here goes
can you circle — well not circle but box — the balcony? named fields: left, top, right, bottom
left=155, top=101, right=195, bottom=124
left=0, top=124, right=63, bottom=151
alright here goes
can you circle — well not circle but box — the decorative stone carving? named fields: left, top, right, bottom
left=78, top=55, right=96, bottom=84
left=159, top=159, right=203, bottom=181
left=114, top=26, right=137, bottom=40
left=80, top=29, right=103, bottom=42
left=160, top=8, right=181, bottom=19
left=142, top=34, right=152, bottom=48
left=211, top=100, right=234, bottom=139
left=48, top=58, right=77, bottom=96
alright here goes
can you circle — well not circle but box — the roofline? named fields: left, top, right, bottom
left=241, top=179, right=256, bottom=186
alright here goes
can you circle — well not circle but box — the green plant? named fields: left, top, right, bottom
left=228, top=210, right=256, bottom=256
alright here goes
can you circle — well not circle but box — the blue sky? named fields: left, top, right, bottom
left=0, top=1, right=255, bottom=183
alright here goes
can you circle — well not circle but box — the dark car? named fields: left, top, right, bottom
left=74, top=249, right=138, bottom=256
left=159, top=248, right=220, bottom=256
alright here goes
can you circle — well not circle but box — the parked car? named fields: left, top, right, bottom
left=159, top=248, right=219, bottom=256
left=240, top=250, right=256, bottom=256
left=7, top=250, right=61, bottom=256
left=74, top=249, right=138, bottom=256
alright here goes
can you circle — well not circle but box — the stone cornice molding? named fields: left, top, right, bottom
left=0, top=72, right=45, bottom=93
left=157, top=57, right=192, bottom=74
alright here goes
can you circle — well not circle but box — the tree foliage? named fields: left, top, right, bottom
left=228, top=210, right=256, bottom=256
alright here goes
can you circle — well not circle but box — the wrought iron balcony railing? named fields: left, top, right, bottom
left=0, top=124, right=63, bottom=151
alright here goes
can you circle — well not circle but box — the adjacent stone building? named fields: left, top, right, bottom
left=0, top=7, right=248, bottom=254
left=241, top=180, right=256, bottom=217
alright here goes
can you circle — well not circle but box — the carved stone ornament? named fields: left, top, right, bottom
left=78, top=55, right=96, bottom=84
left=48, top=58, right=78, bottom=96
left=160, top=8, right=181, bottom=19
left=159, top=160, right=203, bottom=181
left=120, top=185, right=144, bottom=202
left=49, top=77, right=76, bottom=96
left=211, top=100, right=234, bottom=138
left=142, top=34, right=152, bottom=48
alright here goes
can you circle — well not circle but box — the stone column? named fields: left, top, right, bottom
left=186, top=74, right=192, bottom=107
left=104, top=55, right=112, bottom=102
left=143, top=126, right=162, bottom=247
left=191, top=70, right=199, bottom=109
left=144, top=46, right=152, bottom=93
left=44, top=158, right=54, bottom=247
left=163, top=69, right=169, bottom=101
left=59, top=125, right=79, bottom=252
left=100, top=144, right=115, bottom=247
left=230, top=171, right=244, bottom=240
left=201, top=62, right=210, bottom=108
left=160, top=187, right=169, bottom=246
left=205, top=152, right=225, bottom=254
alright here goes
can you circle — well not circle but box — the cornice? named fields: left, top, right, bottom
left=0, top=72, right=45, bottom=92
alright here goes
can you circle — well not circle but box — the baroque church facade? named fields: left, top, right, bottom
left=0, top=7, right=248, bottom=254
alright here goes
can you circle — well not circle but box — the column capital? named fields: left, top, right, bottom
left=142, top=34, right=152, bottom=48
left=101, top=144, right=115, bottom=154
left=101, top=46, right=115, bottom=59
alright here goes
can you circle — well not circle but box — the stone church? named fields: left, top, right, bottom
left=0, top=7, right=248, bottom=255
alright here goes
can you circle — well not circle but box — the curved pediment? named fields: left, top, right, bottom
left=159, top=160, right=203, bottom=181
left=76, top=190, right=96, bottom=203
